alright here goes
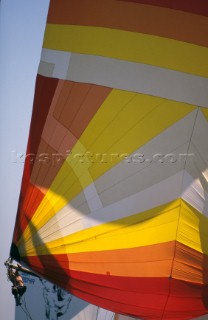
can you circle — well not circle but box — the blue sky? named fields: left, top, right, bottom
left=0, top=1, right=49, bottom=318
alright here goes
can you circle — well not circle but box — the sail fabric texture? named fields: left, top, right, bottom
left=11, top=1, right=208, bottom=319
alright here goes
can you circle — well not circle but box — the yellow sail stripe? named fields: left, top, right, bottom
left=177, top=200, right=208, bottom=253
left=43, top=24, right=208, bottom=78
left=201, top=107, right=208, bottom=122
left=18, top=92, right=195, bottom=246
left=18, top=199, right=208, bottom=256
left=19, top=199, right=180, bottom=256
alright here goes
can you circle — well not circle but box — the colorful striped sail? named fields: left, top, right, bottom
left=11, top=1, right=208, bottom=319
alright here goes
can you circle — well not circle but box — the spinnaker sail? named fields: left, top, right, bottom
left=11, top=0, right=208, bottom=319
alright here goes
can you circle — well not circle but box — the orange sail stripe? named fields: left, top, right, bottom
left=65, top=241, right=174, bottom=278
left=173, top=242, right=208, bottom=284
left=47, top=0, right=208, bottom=47
left=21, top=241, right=208, bottom=284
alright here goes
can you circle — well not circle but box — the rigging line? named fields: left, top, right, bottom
left=161, top=107, right=200, bottom=320
left=161, top=201, right=182, bottom=320
left=179, top=107, right=200, bottom=197
left=20, top=304, right=31, bottom=320
left=96, top=306, right=99, bottom=320
left=22, top=296, right=33, bottom=320
left=21, top=299, right=30, bottom=319
left=19, top=306, right=28, bottom=320
left=160, top=276, right=172, bottom=320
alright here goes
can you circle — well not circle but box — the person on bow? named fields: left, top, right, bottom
left=7, top=264, right=27, bottom=306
